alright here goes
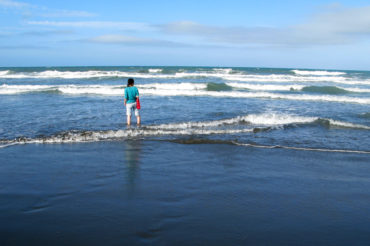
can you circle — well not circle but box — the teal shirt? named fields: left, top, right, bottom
left=124, top=86, right=139, bottom=103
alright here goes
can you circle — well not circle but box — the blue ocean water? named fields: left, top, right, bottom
left=1, top=66, right=370, bottom=245
left=0, top=66, right=369, bottom=152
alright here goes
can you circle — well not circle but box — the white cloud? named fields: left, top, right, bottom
left=0, top=0, right=30, bottom=8
left=89, top=34, right=149, bottom=44
left=86, top=34, right=188, bottom=47
left=159, top=5, right=370, bottom=46
left=293, top=5, right=370, bottom=44
left=39, top=10, right=96, bottom=18
left=160, top=21, right=291, bottom=46
left=28, top=21, right=154, bottom=31
left=0, top=0, right=96, bottom=18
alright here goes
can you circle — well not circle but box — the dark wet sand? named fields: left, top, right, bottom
left=1, top=141, right=370, bottom=245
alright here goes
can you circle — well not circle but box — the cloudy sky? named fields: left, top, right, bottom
left=1, top=0, right=370, bottom=69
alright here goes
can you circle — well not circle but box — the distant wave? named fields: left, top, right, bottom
left=292, top=70, right=347, bottom=76
left=301, top=86, right=350, bottom=95
left=206, top=82, right=232, bottom=91
left=1, top=83, right=369, bottom=104
left=212, top=68, right=233, bottom=74
left=148, top=68, right=163, bottom=73
left=1, top=113, right=368, bottom=152
left=0, top=70, right=10, bottom=76
left=1, top=69, right=369, bottom=86
left=2, top=83, right=370, bottom=94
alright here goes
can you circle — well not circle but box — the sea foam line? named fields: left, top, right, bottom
left=0, top=83, right=370, bottom=104
left=2, top=83, right=370, bottom=94
left=291, top=70, right=347, bottom=76
left=141, top=89, right=370, bottom=104
left=1, top=84, right=369, bottom=104
left=234, top=142, right=370, bottom=154
left=1, top=69, right=369, bottom=86
left=1, top=113, right=368, bottom=149
left=146, top=113, right=370, bottom=130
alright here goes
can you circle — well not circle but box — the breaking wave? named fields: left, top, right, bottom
left=301, top=86, right=350, bottom=95
left=148, top=68, right=163, bottom=73
left=1, top=113, right=368, bottom=149
left=206, top=82, right=232, bottom=91
left=291, top=70, right=347, bottom=76
left=1, top=69, right=369, bottom=86
left=1, top=83, right=369, bottom=104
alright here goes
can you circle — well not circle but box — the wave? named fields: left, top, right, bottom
left=212, top=68, right=233, bottom=74
left=206, top=82, right=232, bottom=91
left=301, top=86, right=350, bottom=95
left=0, top=128, right=255, bottom=148
left=226, top=82, right=305, bottom=91
left=0, top=70, right=182, bottom=79
left=234, top=142, right=370, bottom=154
left=2, top=69, right=369, bottom=86
left=0, top=70, right=10, bottom=76
left=148, top=68, right=163, bottom=73
left=2, top=83, right=369, bottom=95
left=226, top=83, right=370, bottom=93
left=1, top=113, right=368, bottom=150
left=140, top=89, right=370, bottom=104
left=359, top=112, right=370, bottom=119
left=1, top=83, right=369, bottom=104
left=143, top=113, right=370, bottom=130
left=292, top=70, right=347, bottom=76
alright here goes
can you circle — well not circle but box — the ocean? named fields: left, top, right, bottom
left=1, top=66, right=370, bottom=245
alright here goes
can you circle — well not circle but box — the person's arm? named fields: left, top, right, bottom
left=124, top=89, right=128, bottom=106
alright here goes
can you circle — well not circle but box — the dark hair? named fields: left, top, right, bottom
left=127, top=78, right=135, bottom=87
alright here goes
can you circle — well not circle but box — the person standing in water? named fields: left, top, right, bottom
left=124, top=78, right=141, bottom=126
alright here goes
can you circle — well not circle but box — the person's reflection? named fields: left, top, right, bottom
left=124, top=140, right=142, bottom=197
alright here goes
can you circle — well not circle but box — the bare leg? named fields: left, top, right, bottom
left=136, top=116, right=141, bottom=125
left=127, top=115, right=131, bottom=126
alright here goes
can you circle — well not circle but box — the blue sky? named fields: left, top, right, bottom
left=1, top=0, right=370, bottom=69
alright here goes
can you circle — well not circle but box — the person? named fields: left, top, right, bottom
left=124, top=78, right=141, bottom=126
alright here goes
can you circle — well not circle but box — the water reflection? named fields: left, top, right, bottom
left=124, top=140, right=142, bottom=196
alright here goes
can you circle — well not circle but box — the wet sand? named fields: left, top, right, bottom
left=1, top=141, right=370, bottom=245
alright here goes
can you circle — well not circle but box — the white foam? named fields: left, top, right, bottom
left=243, top=113, right=316, bottom=125
left=292, top=70, right=346, bottom=76
left=235, top=142, right=370, bottom=154
left=0, top=70, right=10, bottom=76
left=140, top=89, right=370, bottom=104
left=139, top=82, right=206, bottom=90
left=226, top=82, right=304, bottom=91
left=1, top=69, right=369, bottom=86
left=225, top=83, right=370, bottom=93
left=0, top=84, right=55, bottom=94
left=1, top=83, right=369, bottom=104
left=148, top=68, right=163, bottom=73
left=146, top=113, right=370, bottom=130
left=327, top=119, right=370, bottom=130
left=213, top=68, right=233, bottom=74
left=217, top=74, right=370, bottom=86
left=0, top=127, right=255, bottom=148
left=1, top=112, right=369, bottom=149
left=0, top=70, right=180, bottom=79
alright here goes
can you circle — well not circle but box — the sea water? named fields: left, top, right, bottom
left=1, top=66, right=370, bottom=245
left=0, top=66, right=369, bottom=152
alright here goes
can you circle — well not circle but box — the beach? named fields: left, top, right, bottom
left=1, top=141, right=370, bottom=245
left=0, top=66, right=369, bottom=245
